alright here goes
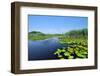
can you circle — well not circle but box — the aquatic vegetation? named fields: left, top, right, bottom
left=28, top=29, right=88, bottom=59
left=54, top=38, right=88, bottom=59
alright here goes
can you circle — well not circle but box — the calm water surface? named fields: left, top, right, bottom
left=28, top=38, right=66, bottom=61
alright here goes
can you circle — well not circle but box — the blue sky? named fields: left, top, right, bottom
left=28, top=15, right=88, bottom=34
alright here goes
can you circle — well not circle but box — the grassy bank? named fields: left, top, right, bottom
left=28, top=35, right=54, bottom=41
left=28, top=31, right=62, bottom=41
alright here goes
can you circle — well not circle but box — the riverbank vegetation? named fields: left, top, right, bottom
left=28, top=31, right=62, bottom=41
left=28, top=28, right=88, bottom=59
left=54, top=29, right=88, bottom=59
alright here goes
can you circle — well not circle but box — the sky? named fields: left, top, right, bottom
left=28, top=15, right=88, bottom=34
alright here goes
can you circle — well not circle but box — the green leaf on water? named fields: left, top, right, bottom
left=68, top=56, right=74, bottom=59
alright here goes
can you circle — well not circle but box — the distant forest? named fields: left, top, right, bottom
left=65, top=28, right=88, bottom=38
left=28, top=28, right=88, bottom=40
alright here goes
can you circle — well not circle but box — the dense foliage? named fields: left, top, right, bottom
left=65, top=28, right=88, bottom=38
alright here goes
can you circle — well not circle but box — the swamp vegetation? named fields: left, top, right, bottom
left=28, top=28, right=88, bottom=59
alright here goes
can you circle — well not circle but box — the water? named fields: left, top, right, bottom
left=28, top=38, right=66, bottom=61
